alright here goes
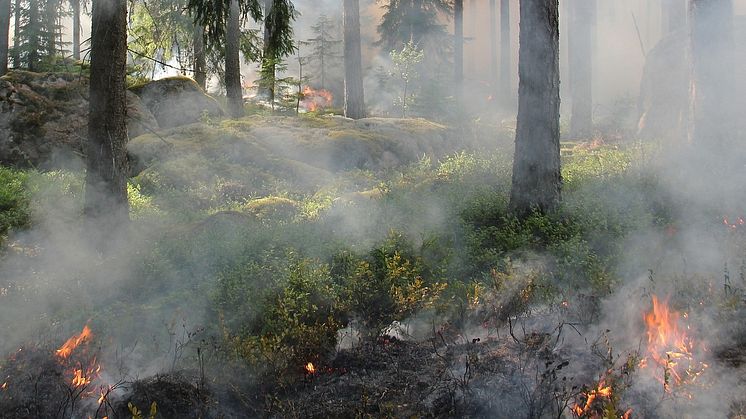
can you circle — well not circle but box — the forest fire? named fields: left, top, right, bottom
left=305, top=362, right=316, bottom=374
left=302, top=86, right=333, bottom=112
left=571, top=379, right=613, bottom=417
left=641, top=295, right=707, bottom=393
left=723, top=216, right=745, bottom=230
left=55, top=325, right=102, bottom=390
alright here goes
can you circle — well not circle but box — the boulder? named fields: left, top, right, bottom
left=129, top=76, right=224, bottom=129
left=0, top=71, right=158, bottom=168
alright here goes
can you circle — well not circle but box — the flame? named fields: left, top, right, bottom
left=571, top=379, right=616, bottom=418
left=56, top=325, right=92, bottom=360
left=641, top=295, right=707, bottom=392
left=723, top=216, right=745, bottom=230
left=1, top=382, right=7, bottom=390
left=302, top=86, right=333, bottom=112
left=305, top=362, right=316, bottom=374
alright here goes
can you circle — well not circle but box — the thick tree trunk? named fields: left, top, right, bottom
left=225, top=0, right=244, bottom=117
left=0, top=0, right=9, bottom=75
left=509, top=0, right=561, bottom=215
left=662, top=0, right=686, bottom=35
left=85, top=0, right=129, bottom=224
left=28, top=0, right=39, bottom=71
left=193, top=24, right=207, bottom=90
left=569, top=0, right=593, bottom=138
left=499, top=0, right=511, bottom=101
left=71, top=0, right=80, bottom=60
left=689, top=0, right=734, bottom=150
left=11, top=0, right=18, bottom=67
left=343, top=0, right=365, bottom=119
left=489, top=0, right=497, bottom=94
left=454, top=0, right=463, bottom=87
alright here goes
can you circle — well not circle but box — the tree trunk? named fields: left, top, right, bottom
left=258, top=0, right=274, bottom=99
left=193, top=24, right=207, bottom=90
left=71, top=0, right=80, bottom=60
left=689, top=0, right=733, bottom=151
left=489, top=0, right=497, bottom=95
left=499, top=0, right=511, bottom=101
left=225, top=0, right=244, bottom=117
left=85, top=0, right=129, bottom=224
left=509, top=0, right=561, bottom=215
left=661, top=0, right=686, bottom=34
left=343, top=0, right=365, bottom=119
left=454, top=0, right=463, bottom=88
left=0, top=0, right=9, bottom=75
left=569, top=0, right=593, bottom=138
left=28, top=0, right=39, bottom=71
left=11, top=0, right=18, bottom=67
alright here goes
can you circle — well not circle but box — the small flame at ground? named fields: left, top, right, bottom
left=305, top=362, right=316, bottom=374
left=302, top=87, right=333, bottom=112
left=571, top=379, right=615, bottom=417
left=1, top=382, right=7, bottom=390
left=56, top=325, right=92, bottom=360
left=641, top=295, right=707, bottom=393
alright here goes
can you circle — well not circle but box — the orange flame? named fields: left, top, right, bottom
left=56, top=325, right=92, bottom=360
left=571, top=379, right=616, bottom=418
left=305, top=362, right=316, bottom=374
left=1, top=382, right=7, bottom=390
left=302, top=86, right=333, bottom=112
left=641, top=295, right=707, bottom=392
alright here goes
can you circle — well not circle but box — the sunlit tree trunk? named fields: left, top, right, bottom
left=193, top=24, right=207, bottom=90
left=11, top=0, right=18, bottom=67
left=343, top=0, right=365, bottom=119
left=509, top=0, right=561, bottom=215
left=489, top=0, right=497, bottom=95
left=71, top=0, right=80, bottom=60
left=454, top=0, right=463, bottom=89
left=569, top=0, right=593, bottom=138
left=225, top=0, right=244, bottom=117
left=689, top=0, right=733, bottom=150
left=0, top=0, right=9, bottom=75
left=258, top=0, right=274, bottom=99
left=499, top=0, right=511, bottom=102
left=85, top=0, right=129, bottom=224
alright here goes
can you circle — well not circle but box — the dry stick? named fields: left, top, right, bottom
left=631, top=11, right=647, bottom=58
left=127, top=48, right=198, bottom=74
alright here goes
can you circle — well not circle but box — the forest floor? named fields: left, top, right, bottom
left=0, top=113, right=745, bottom=418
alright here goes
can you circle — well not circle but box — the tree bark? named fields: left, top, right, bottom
left=71, top=0, right=80, bottom=60
left=509, top=0, right=561, bottom=215
left=569, top=0, right=593, bottom=138
left=193, top=24, right=207, bottom=90
left=489, top=0, right=497, bottom=94
left=27, top=0, right=39, bottom=71
left=499, top=0, right=511, bottom=101
left=258, top=0, right=274, bottom=99
left=0, top=0, right=10, bottom=75
left=85, top=0, right=129, bottom=224
left=225, top=0, right=244, bottom=117
left=454, top=0, right=463, bottom=88
left=689, top=0, right=734, bottom=150
left=11, top=0, right=18, bottom=67
left=343, top=0, right=365, bottom=119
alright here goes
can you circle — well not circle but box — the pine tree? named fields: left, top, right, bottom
left=305, top=13, right=341, bottom=90
left=258, top=0, right=297, bottom=102
left=13, top=0, right=65, bottom=70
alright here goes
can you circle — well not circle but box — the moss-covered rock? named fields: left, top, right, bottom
left=0, top=71, right=158, bottom=167
left=129, top=76, right=224, bottom=129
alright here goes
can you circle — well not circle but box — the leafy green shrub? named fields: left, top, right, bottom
left=0, top=167, right=31, bottom=239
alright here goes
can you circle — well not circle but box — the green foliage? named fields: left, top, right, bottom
left=389, top=41, right=424, bottom=117
left=129, top=401, right=158, bottom=419
left=0, top=167, right=31, bottom=240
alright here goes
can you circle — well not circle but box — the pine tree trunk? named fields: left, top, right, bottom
left=454, top=0, right=463, bottom=88
left=499, top=0, right=511, bottom=101
left=689, top=0, right=733, bottom=150
left=71, top=0, right=80, bottom=60
left=193, top=24, right=207, bottom=90
left=259, top=0, right=274, bottom=99
left=0, top=0, right=9, bottom=75
left=343, top=0, right=365, bottom=119
left=225, top=0, right=244, bottom=117
left=28, top=0, right=39, bottom=71
left=569, top=0, right=593, bottom=138
left=84, top=0, right=129, bottom=224
left=11, top=0, right=18, bottom=67
left=489, top=0, right=498, bottom=94
left=509, top=0, right=561, bottom=216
